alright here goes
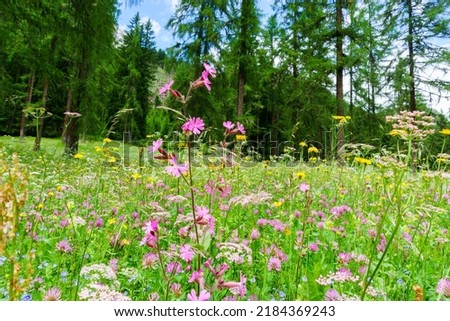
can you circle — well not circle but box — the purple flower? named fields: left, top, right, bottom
left=159, top=80, right=174, bottom=95
left=94, top=218, right=104, bottom=227
left=170, top=283, right=182, bottom=297
left=299, top=183, right=310, bottom=192
left=182, top=117, right=205, bottom=135
left=187, top=289, right=210, bottom=301
left=142, top=252, right=158, bottom=268
left=56, top=240, right=73, bottom=253
left=20, top=293, right=32, bottom=301
left=43, top=287, right=62, bottom=301
left=324, top=288, right=341, bottom=301
left=201, top=70, right=212, bottom=91
left=180, top=244, right=194, bottom=262
left=141, top=220, right=158, bottom=248
left=143, top=220, right=158, bottom=234
left=165, top=156, right=188, bottom=178
left=203, top=62, right=216, bottom=78
left=166, top=262, right=182, bottom=275
left=267, top=257, right=282, bottom=271
left=436, top=278, right=450, bottom=297
left=188, top=270, right=204, bottom=288
left=148, top=139, right=164, bottom=153
left=236, top=122, right=246, bottom=134
left=223, top=121, right=235, bottom=131
left=308, top=243, right=319, bottom=252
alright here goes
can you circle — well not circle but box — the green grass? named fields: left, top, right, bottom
left=0, top=135, right=449, bottom=301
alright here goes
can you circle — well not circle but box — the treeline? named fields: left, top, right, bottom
left=1, top=0, right=450, bottom=157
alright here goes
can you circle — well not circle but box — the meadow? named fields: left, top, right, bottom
left=1, top=122, right=449, bottom=301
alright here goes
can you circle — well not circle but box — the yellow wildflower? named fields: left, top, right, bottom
left=37, top=203, right=44, bottom=210
left=108, top=157, right=117, bottom=163
left=309, top=157, right=317, bottom=163
left=284, top=228, right=291, bottom=236
left=120, top=239, right=130, bottom=246
left=295, top=171, right=306, bottom=179
left=273, top=201, right=283, bottom=207
left=103, top=137, right=112, bottom=143
left=73, top=153, right=84, bottom=159
left=107, top=218, right=116, bottom=225
left=131, top=173, right=142, bottom=179
left=236, top=134, right=247, bottom=141
left=94, top=146, right=102, bottom=152
left=308, top=146, right=319, bottom=154
left=332, top=115, right=351, bottom=123
left=439, top=128, right=450, bottom=135
left=48, top=191, right=54, bottom=197
left=299, top=141, right=308, bottom=147
left=354, top=157, right=373, bottom=165
left=67, top=201, right=74, bottom=210
left=178, top=142, right=188, bottom=149
left=389, top=129, right=407, bottom=137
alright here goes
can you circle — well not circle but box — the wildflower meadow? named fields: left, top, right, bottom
left=1, top=64, right=449, bottom=302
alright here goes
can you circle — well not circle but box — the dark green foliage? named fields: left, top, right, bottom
left=0, top=0, right=450, bottom=159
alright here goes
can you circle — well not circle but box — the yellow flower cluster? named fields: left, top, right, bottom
left=354, top=157, right=372, bottom=166
left=295, top=171, right=306, bottom=179
left=236, top=134, right=247, bottom=141
left=308, top=146, right=319, bottom=154
left=389, top=129, right=407, bottom=138
left=439, top=129, right=450, bottom=136
left=332, top=115, right=351, bottom=123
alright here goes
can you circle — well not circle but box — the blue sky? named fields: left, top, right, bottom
left=117, top=0, right=273, bottom=49
left=116, top=1, right=450, bottom=113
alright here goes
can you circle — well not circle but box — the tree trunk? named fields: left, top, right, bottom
left=236, top=0, right=251, bottom=117
left=20, top=71, right=35, bottom=139
left=62, top=89, right=72, bottom=143
left=33, top=76, right=49, bottom=151
left=406, top=0, right=416, bottom=112
left=336, top=0, right=345, bottom=157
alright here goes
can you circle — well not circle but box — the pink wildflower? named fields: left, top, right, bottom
left=201, top=70, right=212, bottom=91
left=180, top=244, right=194, bottom=262
left=56, top=240, right=72, bottom=253
left=170, top=283, right=182, bottom=297
left=267, top=257, right=282, bottom=271
left=43, top=287, right=62, bottom=301
left=166, top=262, right=182, bottom=275
left=308, top=242, right=319, bottom=252
left=165, top=156, right=188, bottom=178
left=159, top=80, right=174, bottom=95
left=203, top=62, right=216, bottom=78
left=436, top=278, right=450, bottom=297
left=148, top=138, right=163, bottom=153
left=299, top=183, right=310, bottom=192
left=236, top=122, right=246, bottom=134
left=182, top=117, right=205, bottom=135
left=324, top=288, right=341, bottom=301
left=223, top=121, right=235, bottom=131
left=187, top=289, right=210, bottom=301
left=142, top=252, right=158, bottom=268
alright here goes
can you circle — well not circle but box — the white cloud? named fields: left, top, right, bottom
left=139, top=16, right=163, bottom=36
left=150, top=19, right=162, bottom=36
left=115, top=25, right=127, bottom=43
left=165, top=0, right=180, bottom=12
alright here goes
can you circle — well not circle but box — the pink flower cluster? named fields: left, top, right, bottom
left=159, top=62, right=216, bottom=98
left=222, top=121, right=246, bottom=135
left=140, top=220, right=158, bottom=248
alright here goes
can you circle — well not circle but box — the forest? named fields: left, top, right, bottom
left=1, top=0, right=450, bottom=158
left=2, top=1, right=450, bottom=303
